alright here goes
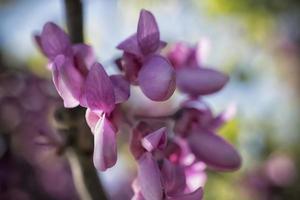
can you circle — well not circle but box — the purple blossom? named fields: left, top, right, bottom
left=117, top=9, right=176, bottom=101
left=36, top=22, right=130, bottom=108
left=130, top=123, right=204, bottom=200
left=86, top=109, right=118, bottom=171
left=174, top=99, right=241, bottom=171
left=166, top=42, right=229, bottom=97
left=34, top=8, right=242, bottom=199
left=0, top=72, right=79, bottom=199
left=83, top=63, right=129, bottom=171
left=36, top=22, right=92, bottom=107
left=36, top=23, right=130, bottom=171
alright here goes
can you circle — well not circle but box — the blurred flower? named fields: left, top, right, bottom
left=0, top=71, right=78, bottom=199
left=130, top=123, right=204, bottom=200
left=243, top=153, right=297, bottom=200
left=166, top=42, right=229, bottom=97
left=264, top=153, right=296, bottom=187
left=174, top=99, right=241, bottom=171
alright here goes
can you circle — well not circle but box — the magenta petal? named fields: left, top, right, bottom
left=176, top=68, right=229, bottom=96
left=84, top=63, right=115, bottom=113
left=121, top=53, right=142, bottom=84
left=117, top=34, right=142, bottom=56
left=72, top=44, right=95, bottom=76
left=132, top=179, right=146, bottom=200
left=158, top=41, right=167, bottom=50
left=161, top=159, right=186, bottom=195
left=54, top=55, right=85, bottom=101
left=130, top=122, right=152, bottom=160
left=85, top=109, right=101, bottom=132
left=132, top=192, right=146, bottom=200
left=141, top=127, right=167, bottom=152
left=188, top=131, right=241, bottom=171
left=41, top=22, right=71, bottom=60
left=34, top=34, right=47, bottom=56
left=167, top=187, right=204, bottom=200
left=138, top=55, right=176, bottom=101
left=137, top=9, right=160, bottom=54
left=210, top=104, right=236, bottom=130
left=138, top=153, right=163, bottom=200
left=93, top=114, right=117, bottom=171
left=51, top=56, right=80, bottom=108
left=167, top=42, right=194, bottom=69
left=185, top=162, right=207, bottom=192
left=110, top=75, right=130, bottom=104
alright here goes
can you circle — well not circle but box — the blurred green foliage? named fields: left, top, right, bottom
left=219, top=118, right=239, bottom=144
left=198, top=0, right=300, bottom=41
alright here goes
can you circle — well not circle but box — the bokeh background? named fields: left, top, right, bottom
left=1, top=0, right=300, bottom=199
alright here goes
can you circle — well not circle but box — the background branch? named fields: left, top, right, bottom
left=62, top=1, right=108, bottom=199
left=64, top=0, right=84, bottom=43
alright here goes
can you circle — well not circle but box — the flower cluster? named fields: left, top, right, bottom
left=36, top=9, right=241, bottom=200
left=0, top=72, right=78, bottom=199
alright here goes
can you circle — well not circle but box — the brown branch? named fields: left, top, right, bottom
left=62, top=1, right=108, bottom=199
left=64, top=0, right=84, bottom=43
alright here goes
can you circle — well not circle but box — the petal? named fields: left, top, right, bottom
left=176, top=68, right=229, bottom=96
left=137, top=9, right=160, bottom=54
left=188, top=131, right=241, bottom=171
left=34, top=34, right=47, bottom=56
left=167, top=187, right=204, bottom=200
left=161, top=159, right=186, bottom=195
left=93, top=114, right=117, bottom=171
left=167, top=42, right=195, bottom=69
left=54, top=55, right=85, bottom=102
left=132, top=192, right=146, bottom=200
left=137, top=153, right=163, bottom=200
left=158, top=41, right=167, bottom=50
left=121, top=53, right=142, bottom=84
left=195, top=38, right=210, bottom=66
left=85, top=108, right=101, bottom=132
left=130, top=122, right=151, bottom=160
left=84, top=63, right=115, bottom=113
left=175, top=100, right=214, bottom=134
left=138, top=55, right=176, bottom=101
left=181, top=99, right=211, bottom=112
left=51, top=57, right=79, bottom=108
left=132, top=179, right=146, bottom=200
left=72, top=44, right=96, bottom=76
left=40, top=22, right=71, bottom=60
left=210, top=103, right=236, bottom=130
left=141, top=127, right=167, bottom=152
left=132, top=178, right=141, bottom=193
left=185, top=162, right=207, bottom=192
left=110, top=75, right=130, bottom=104
left=117, top=34, right=142, bottom=56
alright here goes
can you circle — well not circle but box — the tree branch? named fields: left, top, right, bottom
left=64, top=0, right=84, bottom=43
left=63, top=1, right=108, bottom=199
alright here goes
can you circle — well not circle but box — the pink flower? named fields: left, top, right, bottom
left=36, top=22, right=130, bottom=171
left=36, top=23, right=130, bottom=108
left=84, top=64, right=129, bottom=171
left=130, top=123, right=204, bottom=200
left=174, top=99, right=241, bottom=171
left=85, top=109, right=118, bottom=171
left=166, top=42, right=229, bottom=97
left=117, top=9, right=176, bottom=101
